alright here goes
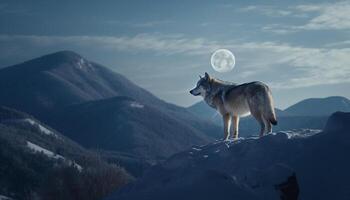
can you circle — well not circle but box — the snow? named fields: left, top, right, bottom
left=76, top=58, right=94, bottom=71
left=2, top=118, right=57, bottom=137
left=27, top=141, right=64, bottom=159
left=0, top=195, right=12, bottom=200
left=106, top=123, right=350, bottom=200
left=23, top=118, right=56, bottom=136
left=279, top=128, right=321, bottom=139
left=26, top=141, right=82, bottom=171
left=130, top=101, right=144, bottom=108
left=191, top=147, right=201, bottom=151
left=77, top=58, right=85, bottom=69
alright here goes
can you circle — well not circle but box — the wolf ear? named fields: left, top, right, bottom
left=199, top=75, right=202, bottom=79
left=204, top=72, right=210, bottom=80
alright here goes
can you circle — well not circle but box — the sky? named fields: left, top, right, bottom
left=0, top=0, right=349, bottom=109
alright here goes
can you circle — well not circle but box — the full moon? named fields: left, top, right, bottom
left=210, top=49, right=235, bottom=73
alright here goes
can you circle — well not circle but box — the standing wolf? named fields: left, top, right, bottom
left=190, top=72, right=277, bottom=140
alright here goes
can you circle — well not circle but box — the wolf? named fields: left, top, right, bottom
left=190, top=72, right=277, bottom=140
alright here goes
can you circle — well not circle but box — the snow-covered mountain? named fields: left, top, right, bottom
left=106, top=112, right=350, bottom=200
left=0, top=51, right=220, bottom=160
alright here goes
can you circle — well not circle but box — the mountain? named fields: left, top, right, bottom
left=0, top=51, right=220, bottom=160
left=187, top=101, right=217, bottom=120
left=0, top=51, right=169, bottom=118
left=0, top=106, right=132, bottom=200
left=188, top=96, right=350, bottom=119
left=106, top=112, right=350, bottom=200
left=50, top=96, right=211, bottom=160
left=284, top=96, right=350, bottom=116
left=187, top=96, right=350, bottom=136
left=188, top=101, right=284, bottom=123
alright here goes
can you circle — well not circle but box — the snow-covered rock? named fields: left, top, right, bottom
left=106, top=112, right=350, bottom=200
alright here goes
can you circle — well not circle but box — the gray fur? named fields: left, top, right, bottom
left=190, top=72, right=277, bottom=140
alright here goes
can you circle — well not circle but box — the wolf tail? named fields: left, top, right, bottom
left=266, top=91, right=278, bottom=126
left=270, top=116, right=278, bottom=126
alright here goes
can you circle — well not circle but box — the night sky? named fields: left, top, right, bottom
left=1, top=0, right=349, bottom=108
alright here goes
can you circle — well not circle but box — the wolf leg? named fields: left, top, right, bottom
left=223, top=114, right=231, bottom=141
left=250, top=110, right=265, bottom=137
left=259, top=119, right=266, bottom=137
left=232, top=115, right=239, bottom=139
left=265, top=117, right=272, bottom=133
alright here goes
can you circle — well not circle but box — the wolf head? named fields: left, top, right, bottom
left=190, top=72, right=212, bottom=97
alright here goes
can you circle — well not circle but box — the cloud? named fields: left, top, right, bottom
left=0, top=3, right=31, bottom=15
left=131, top=20, right=174, bottom=28
left=1, top=34, right=349, bottom=90
left=238, top=5, right=297, bottom=17
left=240, top=1, right=350, bottom=33
left=261, top=24, right=298, bottom=34
left=0, top=34, right=222, bottom=56
left=104, top=20, right=173, bottom=28
left=235, top=42, right=350, bottom=89
left=325, top=40, right=350, bottom=48
left=295, top=1, right=350, bottom=30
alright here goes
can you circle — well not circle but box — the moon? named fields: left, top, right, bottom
left=210, top=49, right=235, bottom=73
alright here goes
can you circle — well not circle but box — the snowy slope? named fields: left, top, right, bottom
left=22, top=118, right=56, bottom=136
left=107, top=112, right=350, bottom=200
left=26, top=141, right=82, bottom=171
left=0, top=195, right=12, bottom=200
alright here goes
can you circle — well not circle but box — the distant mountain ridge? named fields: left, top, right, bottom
left=189, top=96, right=350, bottom=118
left=0, top=51, right=221, bottom=160
left=284, top=96, right=350, bottom=116
left=187, top=96, right=350, bottom=136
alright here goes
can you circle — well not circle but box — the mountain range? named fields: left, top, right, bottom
left=0, top=51, right=220, bottom=160
left=188, top=96, right=350, bottom=136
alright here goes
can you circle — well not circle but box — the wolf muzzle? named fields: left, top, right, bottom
left=189, top=89, right=193, bottom=94
left=189, top=89, right=198, bottom=96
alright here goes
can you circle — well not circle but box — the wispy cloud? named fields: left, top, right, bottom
left=241, top=1, right=350, bottom=33
left=238, top=5, right=300, bottom=17
left=0, top=34, right=221, bottom=56
left=105, top=20, right=173, bottom=28
left=295, top=1, right=350, bottom=30
left=0, top=3, right=31, bottom=15
left=325, top=40, right=350, bottom=48
left=236, top=42, right=350, bottom=89
left=261, top=24, right=298, bottom=35
left=1, top=34, right=349, bottom=90
left=131, top=20, right=174, bottom=28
